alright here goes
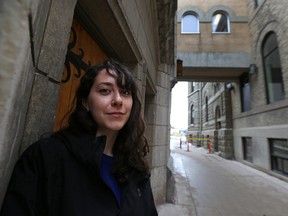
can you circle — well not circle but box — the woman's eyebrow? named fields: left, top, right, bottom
left=96, top=82, right=114, bottom=87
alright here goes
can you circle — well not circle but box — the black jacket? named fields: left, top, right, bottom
left=0, top=130, right=158, bottom=216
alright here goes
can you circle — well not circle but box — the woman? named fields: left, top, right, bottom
left=0, top=59, right=158, bottom=215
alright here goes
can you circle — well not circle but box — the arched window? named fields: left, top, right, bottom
left=215, top=106, right=221, bottom=129
left=212, top=11, right=229, bottom=33
left=262, top=32, right=284, bottom=104
left=190, top=105, right=195, bottom=124
left=182, top=12, right=199, bottom=33
left=205, top=97, right=209, bottom=122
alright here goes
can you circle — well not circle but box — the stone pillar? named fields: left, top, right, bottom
left=218, top=129, right=234, bottom=159
left=0, top=0, right=77, bottom=206
left=149, top=63, right=171, bottom=204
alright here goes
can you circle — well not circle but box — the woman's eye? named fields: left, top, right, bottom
left=121, top=89, right=131, bottom=96
left=99, top=89, right=111, bottom=95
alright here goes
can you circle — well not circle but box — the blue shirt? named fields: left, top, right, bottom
left=100, top=154, right=122, bottom=205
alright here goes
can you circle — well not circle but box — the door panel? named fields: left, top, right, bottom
left=53, top=19, right=107, bottom=131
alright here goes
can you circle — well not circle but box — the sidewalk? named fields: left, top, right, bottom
left=157, top=149, right=197, bottom=216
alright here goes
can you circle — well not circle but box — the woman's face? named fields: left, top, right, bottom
left=83, top=69, right=133, bottom=136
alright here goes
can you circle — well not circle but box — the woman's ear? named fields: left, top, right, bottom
left=82, top=99, right=89, bottom=111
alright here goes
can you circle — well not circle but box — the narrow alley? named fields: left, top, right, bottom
left=159, top=137, right=288, bottom=216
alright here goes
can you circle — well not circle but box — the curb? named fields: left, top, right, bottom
left=157, top=151, right=197, bottom=216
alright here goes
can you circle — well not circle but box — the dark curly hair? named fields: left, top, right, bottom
left=66, top=59, right=149, bottom=183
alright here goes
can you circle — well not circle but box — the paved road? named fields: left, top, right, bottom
left=170, top=137, right=288, bottom=216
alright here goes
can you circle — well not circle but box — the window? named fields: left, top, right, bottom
left=190, top=105, right=195, bottom=124
left=240, top=73, right=251, bottom=112
left=182, top=13, right=199, bottom=33
left=270, top=139, right=288, bottom=176
left=215, top=106, right=221, bottom=129
left=255, top=0, right=263, bottom=7
left=205, top=97, right=208, bottom=122
left=212, top=12, right=229, bottom=33
left=190, top=82, right=196, bottom=93
left=215, top=106, right=221, bottom=119
left=243, top=137, right=253, bottom=162
left=262, top=32, right=284, bottom=104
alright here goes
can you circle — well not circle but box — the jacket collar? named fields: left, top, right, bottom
left=55, top=129, right=106, bottom=171
left=54, top=129, right=149, bottom=184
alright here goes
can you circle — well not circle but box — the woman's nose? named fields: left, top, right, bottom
left=112, top=91, right=123, bottom=106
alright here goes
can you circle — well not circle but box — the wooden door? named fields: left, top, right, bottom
left=53, top=19, right=108, bottom=131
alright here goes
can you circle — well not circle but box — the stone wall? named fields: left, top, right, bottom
left=187, top=82, right=201, bottom=130
left=145, top=64, right=173, bottom=203
left=177, top=0, right=250, bottom=53
left=187, top=82, right=234, bottom=158
left=0, top=0, right=77, bottom=206
left=232, top=0, right=288, bottom=173
left=179, top=0, right=248, bottom=16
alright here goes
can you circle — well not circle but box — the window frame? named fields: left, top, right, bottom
left=242, top=137, right=253, bottom=163
left=215, top=106, right=221, bottom=129
left=205, top=97, right=208, bottom=122
left=191, top=82, right=195, bottom=93
left=181, top=12, right=200, bottom=34
left=270, top=138, right=288, bottom=176
left=240, top=72, right=251, bottom=112
left=261, top=32, right=285, bottom=104
left=190, top=104, right=195, bottom=125
left=212, top=11, right=230, bottom=34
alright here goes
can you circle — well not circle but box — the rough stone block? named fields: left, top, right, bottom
left=38, top=0, right=77, bottom=81
left=21, top=73, right=60, bottom=152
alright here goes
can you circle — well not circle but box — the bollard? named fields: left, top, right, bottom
left=180, top=138, right=182, bottom=149
left=187, top=142, right=190, bottom=152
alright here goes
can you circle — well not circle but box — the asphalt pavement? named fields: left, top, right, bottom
left=157, top=137, right=288, bottom=216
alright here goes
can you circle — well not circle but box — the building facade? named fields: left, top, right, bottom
left=233, top=0, right=288, bottom=178
left=187, top=82, right=233, bottom=158
left=0, top=0, right=177, bottom=206
left=179, top=0, right=288, bottom=179
left=177, top=0, right=251, bottom=159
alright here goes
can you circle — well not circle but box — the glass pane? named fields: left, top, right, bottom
left=263, top=33, right=277, bottom=57
left=192, top=82, right=195, bottom=92
left=264, top=51, right=284, bottom=103
left=270, top=139, right=288, bottom=174
left=191, top=105, right=194, bottom=124
left=263, top=33, right=284, bottom=103
left=182, top=14, right=198, bottom=33
left=271, top=139, right=288, bottom=156
left=243, top=137, right=253, bottom=162
left=216, top=107, right=220, bottom=118
left=277, top=158, right=282, bottom=170
left=255, top=0, right=263, bottom=7
left=271, top=157, right=276, bottom=170
left=205, top=97, right=208, bottom=121
left=212, top=13, right=228, bottom=32
left=283, top=160, right=288, bottom=173
left=240, top=73, right=251, bottom=112
left=242, top=83, right=251, bottom=111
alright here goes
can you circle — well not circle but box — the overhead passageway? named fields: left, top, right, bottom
left=177, top=51, right=252, bottom=82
